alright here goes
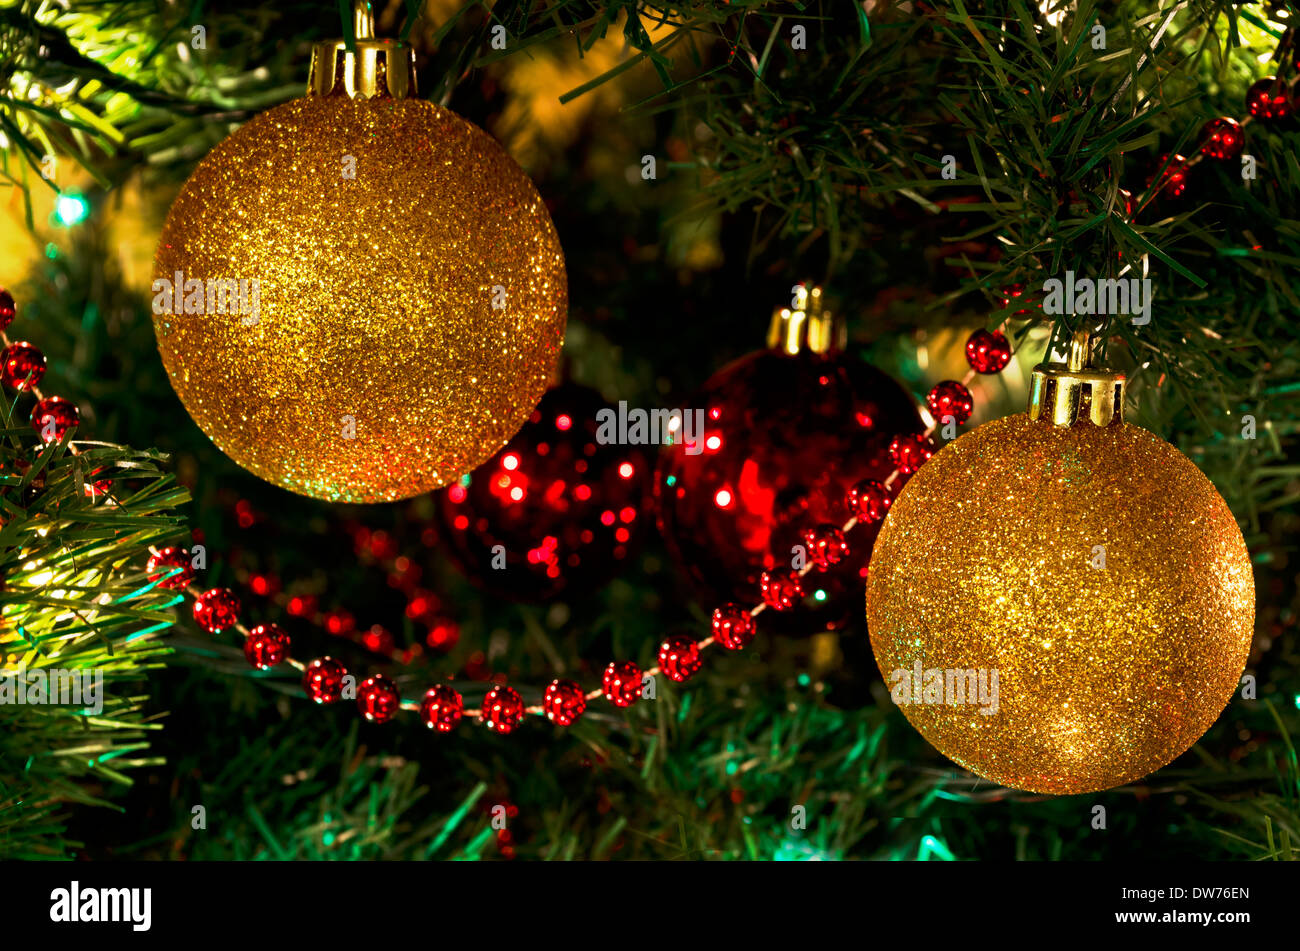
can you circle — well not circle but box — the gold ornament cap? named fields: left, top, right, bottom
left=308, top=1, right=417, bottom=99
left=1029, top=329, right=1126, bottom=427
left=766, top=284, right=847, bottom=355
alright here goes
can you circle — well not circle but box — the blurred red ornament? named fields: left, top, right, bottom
left=2, top=341, right=46, bottom=391
left=654, top=304, right=923, bottom=633
left=965, top=329, right=1011, bottom=374
left=303, top=657, right=348, bottom=704
left=846, top=479, right=892, bottom=523
left=147, top=546, right=194, bottom=590
left=802, top=524, right=849, bottom=571
left=482, top=685, right=525, bottom=734
left=926, top=380, right=974, bottom=424
left=193, top=587, right=240, bottom=632
left=244, top=623, right=290, bottom=669
left=888, top=433, right=934, bottom=475
left=420, top=685, right=463, bottom=732
left=31, top=396, right=78, bottom=443
left=712, top=603, right=757, bottom=650
left=357, top=675, right=400, bottom=723
left=434, top=383, right=650, bottom=602
left=760, top=569, right=803, bottom=611
left=0, top=288, right=14, bottom=330
left=1000, top=284, right=1037, bottom=316
left=602, top=660, right=642, bottom=707
left=658, top=634, right=703, bottom=682
left=1154, top=154, right=1190, bottom=199
left=543, top=679, right=587, bottom=726
left=1246, top=78, right=1291, bottom=121
left=1199, top=117, right=1244, bottom=161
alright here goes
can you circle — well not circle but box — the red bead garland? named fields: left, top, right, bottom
left=2, top=341, right=46, bottom=391
left=147, top=546, right=195, bottom=590
left=926, top=380, right=974, bottom=425
left=420, top=685, right=464, bottom=732
left=601, top=661, right=642, bottom=707
left=802, top=524, right=850, bottom=571
left=1198, top=117, right=1244, bottom=161
left=1246, top=77, right=1291, bottom=121
left=888, top=433, right=934, bottom=474
left=193, top=587, right=241, bottom=633
left=482, top=684, right=525, bottom=733
left=303, top=657, right=349, bottom=704
left=759, top=569, right=803, bottom=611
left=357, top=675, right=401, bottom=724
left=1155, top=154, right=1190, bottom=199
left=846, top=479, right=891, bottom=523
left=658, top=634, right=703, bottom=682
left=243, top=623, right=290, bottom=669
left=711, top=603, right=757, bottom=650
left=542, top=679, right=587, bottom=726
left=964, top=329, right=1011, bottom=374
left=30, top=396, right=78, bottom=443
left=0, top=288, right=14, bottom=330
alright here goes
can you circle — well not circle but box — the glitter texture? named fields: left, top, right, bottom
left=866, top=413, right=1255, bottom=795
left=153, top=96, right=566, bottom=502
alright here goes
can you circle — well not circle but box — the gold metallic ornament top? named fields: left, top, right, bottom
left=766, top=284, right=846, bottom=355
left=1029, top=328, right=1127, bottom=427
left=308, top=1, right=417, bottom=99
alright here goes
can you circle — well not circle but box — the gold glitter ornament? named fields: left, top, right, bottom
left=152, top=9, right=566, bottom=502
left=866, top=332, right=1254, bottom=794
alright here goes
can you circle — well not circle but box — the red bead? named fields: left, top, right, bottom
left=303, top=656, right=349, bottom=704
left=146, top=546, right=194, bottom=590
left=760, top=569, right=804, bottom=611
left=1246, top=78, right=1291, bottom=121
left=0, top=288, right=14, bottom=330
left=2, top=341, right=46, bottom=391
left=802, top=525, right=850, bottom=571
left=420, top=685, right=463, bottom=733
left=602, top=660, right=642, bottom=707
left=243, top=623, right=290, bottom=669
left=846, top=480, right=892, bottom=523
left=658, top=634, right=703, bottom=682
left=1000, top=284, right=1036, bottom=316
left=927, top=380, right=974, bottom=425
left=192, top=587, right=240, bottom=633
left=30, top=396, right=79, bottom=444
left=357, top=675, right=400, bottom=724
left=543, top=679, right=587, bottom=726
left=1199, top=117, right=1244, bottom=161
left=889, top=433, right=935, bottom=474
left=965, top=329, right=1011, bottom=374
left=712, top=603, right=757, bottom=650
left=482, top=684, right=525, bottom=733
left=1155, top=154, right=1190, bottom=199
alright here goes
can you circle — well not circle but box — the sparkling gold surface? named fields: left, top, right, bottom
left=154, top=96, right=566, bottom=502
left=866, top=413, right=1255, bottom=794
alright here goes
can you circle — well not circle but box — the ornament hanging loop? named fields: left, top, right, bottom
left=1029, top=328, right=1126, bottom=427
left=309, top=0, right=417, bottom=99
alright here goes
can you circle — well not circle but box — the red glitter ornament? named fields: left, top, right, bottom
left=147, top=546, right=194, bottom=590
left=30, top=396, right=78, bottom=443
left=889, top=433, right=935, bottom=475
left=193, top=587, right=240, bottom=633
left=1199, top=117, right=1244, bottom=161
left=654, top=308, right=923, bottom=632
left=543, top=679, right=587, bottom=726
left=712, top=603, right=757, bottom=650
left=658, top=634, right=703, bottom=682
left=357, top=675, right=400, bottom=724
left=2, top=341, right=46, bottom=391
left=846, top=479, right=891, bottom=523
left=243, top=623, right=290, bottom=669
left=1246, top=78, right=1291, bottom=121
left=602, top=660, right=642, bottom=707
left=965, top=329, right=1011, bottom=374
left=760, top=569, right=804, bottom=611
left=802, top=524, right=849, bottom=571
left=926, top=380, right=973, bottom=425
left=434, top=383, right=650, bottom=602
left=482, top=684, right=525, bottom=734
left=1154, top=154, right=1190, bottom=199
left=0, top=288, right=14, bottom=330
left=420, top=685, right=464, bottom=732
left=303, top=656, right=349, bottom=704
